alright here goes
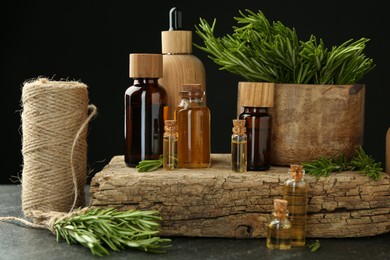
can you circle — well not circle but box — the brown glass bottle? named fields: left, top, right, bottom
left=124, top=54, right=168, bottom=167
left=239, top=107, right=271, bottom=170
left=238, top=82, right=274, bottom=171
left=175, top=84, right=211, bottom=168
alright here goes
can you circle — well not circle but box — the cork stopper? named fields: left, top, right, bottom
left=273, top=199, right=288, bottom=218
left=289, top=164, right=304, bottom=181
left=129, top=53, right=163, bottom=78
left=238, top=82, right=274, bottom=107
left=164, top=120, right=177, bottom=136
left=162, top=30, right=192, bottom=54
left=232, top=119, right=246, bottom=134
left=180, top=83, right=203, bottom=97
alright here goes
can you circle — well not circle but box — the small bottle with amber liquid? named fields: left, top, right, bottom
left=266, top=199, right=292, bottom=250
left=163, top=120, right=178, bottom=170
left=175, top=83, right=211, bottom=168
left=283, top=164, right=308, bottom=247
left=231, top=119, right=247, bottom=173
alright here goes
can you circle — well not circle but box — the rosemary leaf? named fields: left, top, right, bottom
left=194, top=9, right=375, bottom=84
left=54, top=208, right=171, bottom=256
left=303, top=146, right=382, bottom=180
left=136, top=155, right=163, bottom=172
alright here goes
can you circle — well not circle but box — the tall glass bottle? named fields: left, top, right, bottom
left=231, top=119, right=247, bottom=173
left=124, top=53, right=168, bottom=167
left=175, top=83, right=211, bottom=168
left=283, top=164, right=308, bottom=247
left=163, top=119, right=178, bottom=170
left=266, top=199, right=292, bottom=250
left=238, top=82, right=274, bottom=171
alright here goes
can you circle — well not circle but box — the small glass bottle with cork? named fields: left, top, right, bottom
left=266, top=198, right=292, bottom=250
left=174, top=83, right=211, bottom=168
left=163, top=119, right=178, bottom=170
left=283, top=164, right=308, bottom=247
left=231, top=119, right=247, bottom=173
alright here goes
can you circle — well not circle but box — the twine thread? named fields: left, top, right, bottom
left=0, top=77, right=97, bottom=229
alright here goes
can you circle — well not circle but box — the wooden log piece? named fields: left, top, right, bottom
left=89, top=154, right=390, bottom=238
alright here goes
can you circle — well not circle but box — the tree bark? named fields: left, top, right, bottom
left=90, top=154, right=390, bottom=238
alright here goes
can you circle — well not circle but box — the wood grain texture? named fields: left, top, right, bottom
left=90, top=154, right=390, bottom=238
left=160, top=54, right=206, bottom=119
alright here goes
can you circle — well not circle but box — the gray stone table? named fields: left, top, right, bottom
left=1, top=184, right=389, bottom=260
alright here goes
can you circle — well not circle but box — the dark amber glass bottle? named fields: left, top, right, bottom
left=124, top=53, right=168, bottom=167
left=238, top=82, right=274, bottom=171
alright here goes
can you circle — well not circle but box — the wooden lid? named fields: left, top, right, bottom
left=238, top=82, right=274, bottom=107
left=129, top=53, right=163, bottom=78
left=232, top=119, right=246, bottom=134
left=161, top=30, right=192, bottom=54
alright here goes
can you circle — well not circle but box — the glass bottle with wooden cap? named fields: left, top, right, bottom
left=231, top=119, right=247, bottom=173
left=266, top=198, right=292, bottom=250
left=175, top=83, right=211, bottom=168
left=238, top=82, right=274, bottom=171
left=160, top=7, right=206, bottom=119
left=283, top=164, right=308, bottom=247
left=163, top=119, right=178, bottom=170
left=124, top=53, right=168, bottom=167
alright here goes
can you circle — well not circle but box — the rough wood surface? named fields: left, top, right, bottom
left=90, top=154, right=390, bottom=238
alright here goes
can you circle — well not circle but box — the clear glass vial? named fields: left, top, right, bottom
left=283, top=164, right=308, bottom=247
left=231, top=119, right=247, bottom=173
left=163, top=119, right=178, bottom=170
left=174, top=83, right=211, bottom=168
left=266, top=198, right=292, bottom=250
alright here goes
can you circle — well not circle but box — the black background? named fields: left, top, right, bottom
left=2, top=1, right=389, bottom=184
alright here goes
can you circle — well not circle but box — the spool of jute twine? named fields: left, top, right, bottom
left=0, top=77, right=97, bottom=231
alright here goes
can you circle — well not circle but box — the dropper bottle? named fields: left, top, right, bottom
left=160, top=7, right=206, bottom=119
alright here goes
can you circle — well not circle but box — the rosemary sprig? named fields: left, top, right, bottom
left=54, top=208, right=171, bottom=256
left=194, top=9, right=375, bottom=84
left=309, top=240, right=321, bottom=252
left=302, top=146, right=383, bottom=180
left=136, top=155, right=163, bottom=172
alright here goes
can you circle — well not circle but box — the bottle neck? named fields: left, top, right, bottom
left=243, top=107, right=268, bottom=113
left=132, top=78, right=160, bottom=84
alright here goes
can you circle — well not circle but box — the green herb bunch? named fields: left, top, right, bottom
left=303, top=146, right=383, bottom=180
left=54, top=208, right=171, bottom=256
left=194, top=9, right=375, bottom=84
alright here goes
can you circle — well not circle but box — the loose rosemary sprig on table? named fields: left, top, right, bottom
left=54, top=208, right=171, bottom=256
left=302, top=146, right=383, bottom=180
left=136, top=155, right=163, bottom=172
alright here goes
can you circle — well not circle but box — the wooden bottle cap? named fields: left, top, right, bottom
left=238, top=82, right=274, bottom=107
left=161, top=30, right=192, bottom=54
left=129, top=53, right=163, bottom=78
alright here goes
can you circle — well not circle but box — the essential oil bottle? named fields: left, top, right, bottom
left=283, top=164, right=308, bottom=247
left=231, top=119, right=247, bottom=173
left=238, top=82, right=274, bottom=171
left=124, top=53, right=168, bottom=167
left=175, top=83, right=211, bottom=168
left=163, top=119, right=178, bottom=170
left=266, top=198, right=292, bottom=250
